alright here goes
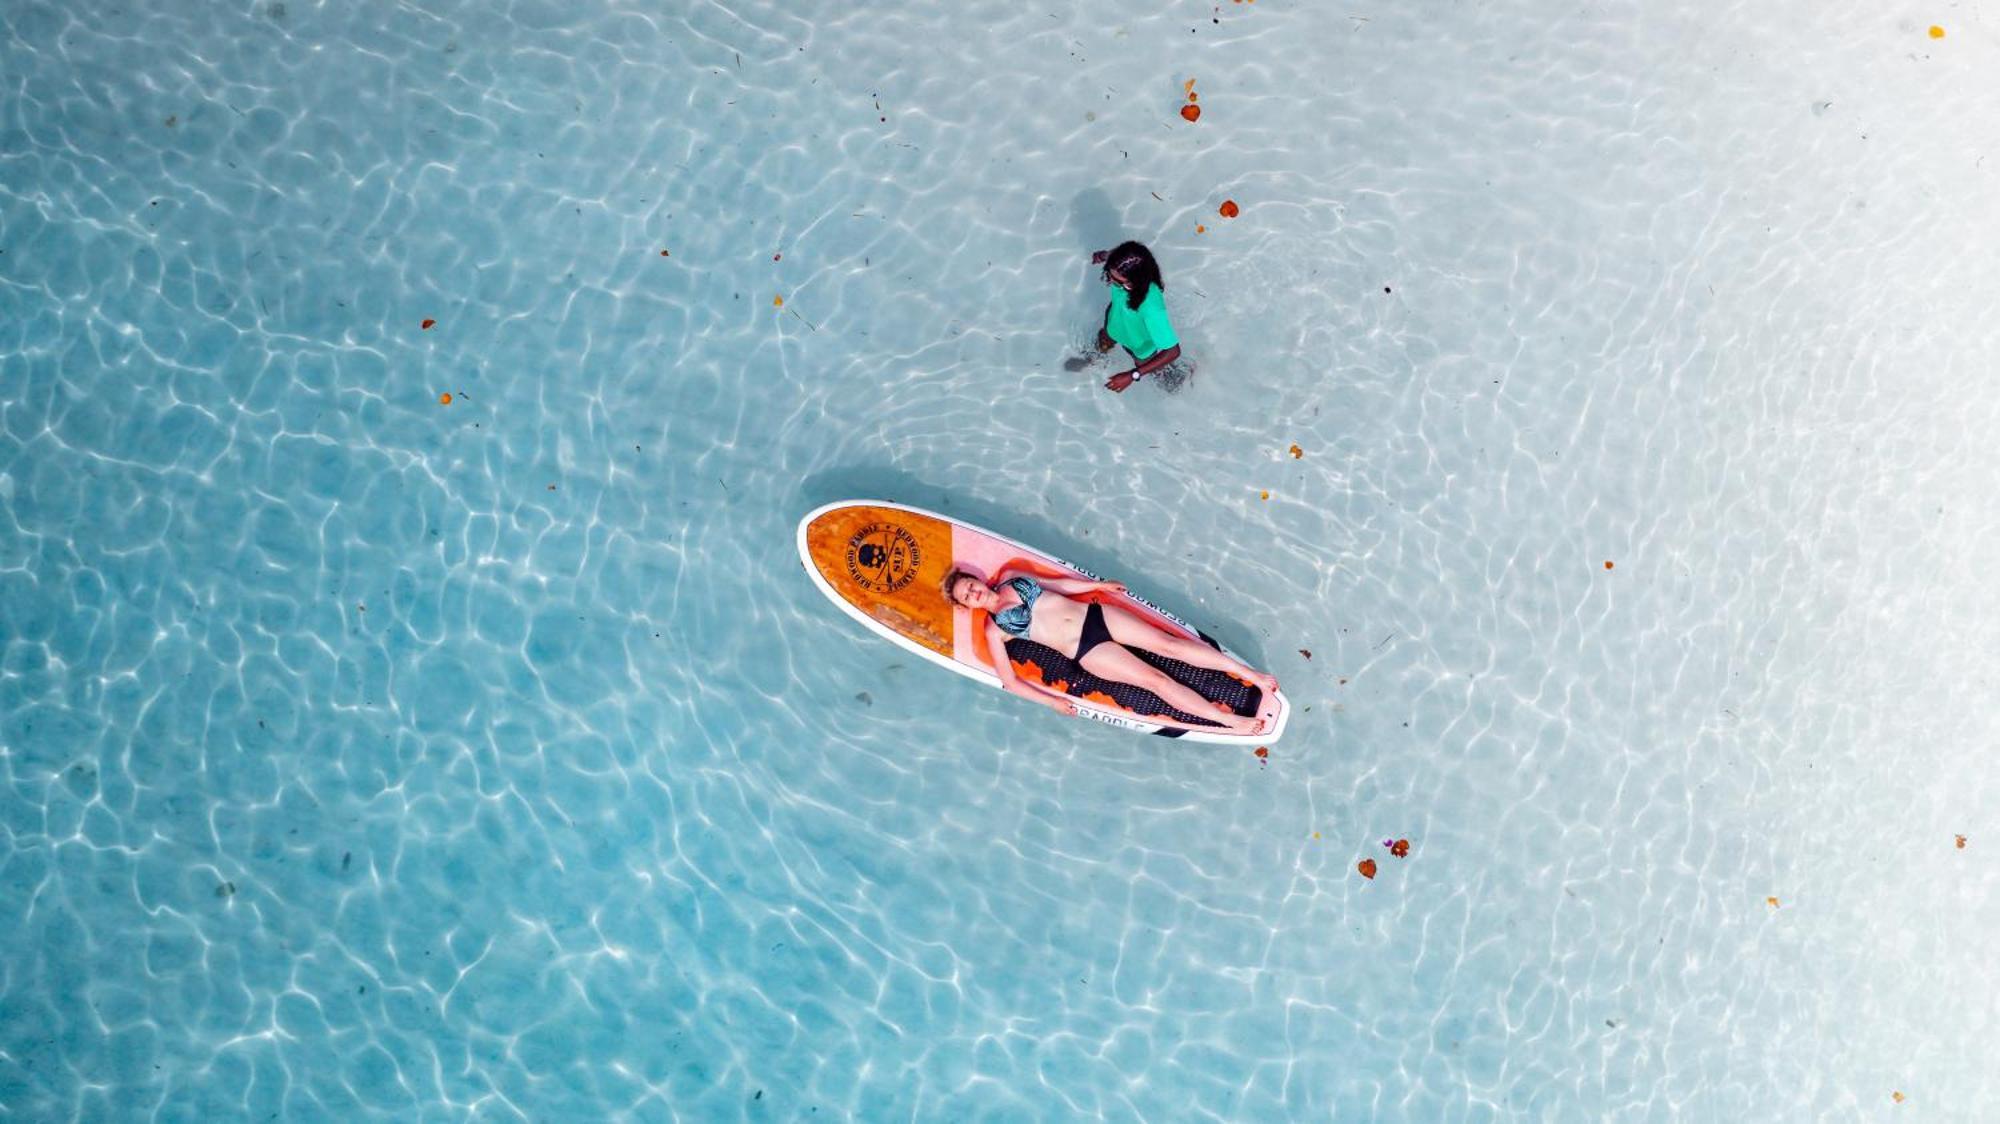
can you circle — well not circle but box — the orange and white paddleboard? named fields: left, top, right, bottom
left=797, top=500, right=1288, bottom=743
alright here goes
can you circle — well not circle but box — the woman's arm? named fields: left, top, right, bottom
left=989, top=621, right=1078, bottom=715
left=1105, top=344, right=1182, bottom=392
left=1034, top=575, right=1126, bottom=597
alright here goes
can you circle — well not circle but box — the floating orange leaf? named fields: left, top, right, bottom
left=1219, top=199, right=1240, bottom=218
left=1288, top=443, right=1303, bottom=459
left=421, top=318, right=436, bottom=330
left=1604, top=560, right=1615, bottom=570
left=1956, top=834, right=1967, bottom=849
left=1184, top=78, right=1196, bottom=96
left=1195, top=224, right=1206, bottom=233
left=439, top=392, right=452, bottom=405
left=1180, top=104, right=1201, bottom=123
left=1254, top=746, right=1268, bottom=759
left=1893, top=1091, right=1905, bottom=1103
left=773, top=295, right=784, bottom=306
left=1259, top=489, right=1270, bottom=500
left=1390, top=839, right=1410, bottom=858
left=1357, top=858, right=1377, bottom=879
left=1766, top=896, right=1779, bottom=907
left=1928, top=25, right=1944, bottom=37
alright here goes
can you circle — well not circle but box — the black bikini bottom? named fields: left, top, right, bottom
left=1074, top=602, right=1116, bottom=661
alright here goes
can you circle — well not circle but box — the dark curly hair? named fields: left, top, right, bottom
left=1103, top=241, right=1164, bottom=311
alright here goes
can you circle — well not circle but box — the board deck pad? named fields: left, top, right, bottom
left=1004, top=639, right=1262, bottom=728
left=799, top=501, right=1288, bottom=742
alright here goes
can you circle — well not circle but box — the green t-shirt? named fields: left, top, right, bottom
left=1104, top=283, right=1178, bottom=361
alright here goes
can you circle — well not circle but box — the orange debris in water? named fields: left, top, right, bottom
left=1254, top=746, right=1268, bottom=759
left=1929, top=25, right=1944, bottom=37
left=659, top=249, right=670, bottom=257
left=1195, top=224, right=1206, bottom=233
left=1357, top=858, right=1377, bottom=879
left=1288, top=443, right=1303, bottom=459
left=1219, top=199, right=1240, bottom=218
left=1604, top=560, right=1615, bottom=570
left=1188, top=91, right=1198, bottom=103
left=421, top=318, right=436, bottom=330
left=1956, top=834, right=1968, bottom=849
left=1766, top=896, right=1780, bottom=907
left=1312, top=831, right=1321, bottom=840
left=773, top=295, right=784, bottom=306
left=1259, top=490, right=1270, bottom=500
left=1180, top=104, right=1202, bottom=123
left=1390, top=839, right=1410, bottom=858
left=439, top=392, right=452, bottom=405
left=1893, top=1091, right=1905, bottom=1103
left=1184, top=78, right=1196, bottom=96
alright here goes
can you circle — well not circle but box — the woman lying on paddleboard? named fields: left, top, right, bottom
left=944, top=568, right=1275, bottom=734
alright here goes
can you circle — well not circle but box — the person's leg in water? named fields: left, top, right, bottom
left=1066, top=308, right=1121, bottom=372
left=1077, top=641, right=1264, bottom=734
left=1096, top=603, right=1278, bottom=692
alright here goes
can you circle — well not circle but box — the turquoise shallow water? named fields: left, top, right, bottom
left=4, top=0, right=1999, bottom=1119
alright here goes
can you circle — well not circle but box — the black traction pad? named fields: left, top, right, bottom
left=1004, top=638, right=1262, bottom=729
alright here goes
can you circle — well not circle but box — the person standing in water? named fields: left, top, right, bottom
left=1089, top=241, right=1183, bottom=393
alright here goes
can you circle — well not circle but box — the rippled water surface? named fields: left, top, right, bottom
left=4, top=0, right=1998, bottom=1119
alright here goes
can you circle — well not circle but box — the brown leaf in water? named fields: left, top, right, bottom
left=1357, top=858, right=1377, bottom=880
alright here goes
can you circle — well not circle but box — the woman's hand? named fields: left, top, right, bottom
left=1051, top=698, right=1079, bottom=716
left=1091, top=250, right=1109, bottom=265
left=1105, top=371, right=1136, bottom=393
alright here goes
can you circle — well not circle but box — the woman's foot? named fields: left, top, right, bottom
left=1233, top=669, right=1279, bottom=693
left=1225, top=714, right=1265, bottom=735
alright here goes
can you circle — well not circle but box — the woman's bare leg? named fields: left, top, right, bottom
left=1097, top=604, right=1279, bottom=691
left=1079, top=643, right=1261, bottom=733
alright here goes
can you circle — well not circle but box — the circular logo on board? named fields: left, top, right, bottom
left=845, top=522, right=921, bottom=594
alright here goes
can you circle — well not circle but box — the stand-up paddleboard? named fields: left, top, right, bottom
left=797, top=500, right=1288, bottom=744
